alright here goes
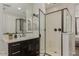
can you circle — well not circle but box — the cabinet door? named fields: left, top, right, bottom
left=8, top=42, right=21, bottom=56
left=21, top=40, right=29, bottom=56
left=27, top=39, right=40, bottom=56
left=21, top=39, right=39, bottom=56
left=29, top=39, right=36, bottom=56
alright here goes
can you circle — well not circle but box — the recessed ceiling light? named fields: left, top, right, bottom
left=18, top=7, right=21, bottom=10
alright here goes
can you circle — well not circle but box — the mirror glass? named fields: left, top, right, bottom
left=0, top=3, right=33, bottom=34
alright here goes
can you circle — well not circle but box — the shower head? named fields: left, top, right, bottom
left=33, top=13, right=39, bottom=18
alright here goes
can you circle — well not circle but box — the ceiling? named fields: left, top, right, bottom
left=0, top=3, right=77, bottom=18
left=45, top=3, right=77, bottom=10
left=0, top=3, right=64, bottom=17
left=45, top=3, right=62, bottom=9
left=0, top=3, right=32, bottom=17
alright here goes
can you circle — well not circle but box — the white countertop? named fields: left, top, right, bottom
left=3, top=37, right=39, bottom=43
left=1, top=34, right=39, bottom=43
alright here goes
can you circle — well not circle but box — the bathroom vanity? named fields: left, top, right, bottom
left=0, top=35, right=40, bottom=56
left=8, top=37, right=40, bottom=56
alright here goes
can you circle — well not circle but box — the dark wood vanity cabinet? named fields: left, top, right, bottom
left=8, top=41, right=21, bottom=56
left=8, top=38, right=40, bottom=56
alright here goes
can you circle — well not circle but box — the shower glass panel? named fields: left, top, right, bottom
left=39, top=9, right=45, bottom=55
left=63, top=9, right=72, bottom=33
left=63, top=9, right=72, bottom=56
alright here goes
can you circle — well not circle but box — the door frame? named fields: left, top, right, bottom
left=39, top=8, right=71, bottom=56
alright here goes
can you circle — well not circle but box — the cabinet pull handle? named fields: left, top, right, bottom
left=58, top=28, right=61, bottom=32
left=12, top=51, right=20, bottom=55
left=12, top=43, right=20, bottom=46
left=54, top=28, right=57, bottom=32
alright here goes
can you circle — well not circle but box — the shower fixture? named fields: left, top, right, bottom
left=33, top=13, right=39, bottom=18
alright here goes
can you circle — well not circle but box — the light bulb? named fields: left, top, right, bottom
left=18, top=7, right=21, bottom=10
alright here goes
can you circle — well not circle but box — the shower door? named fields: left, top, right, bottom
left=45, top=8, right=72, bottom=56
left=46, top=10, right=62, bottom=56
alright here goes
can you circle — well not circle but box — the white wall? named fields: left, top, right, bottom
left=46, top=4, right=75, bottom=55
left=0, top=12, right=19, bottom=34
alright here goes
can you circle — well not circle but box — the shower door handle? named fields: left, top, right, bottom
left=58, top=28, right=61, bottom=32
left=54, top=28, right=57, bottom=32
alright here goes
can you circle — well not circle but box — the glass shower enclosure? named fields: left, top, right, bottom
left=39, top=8, right=72, bottom=56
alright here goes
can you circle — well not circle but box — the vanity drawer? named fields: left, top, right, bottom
left=9, top=42, right=21, bottom=47
left=8, top=42, right=21, bottom=56
left=9, top=51, right=21, bottom=56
